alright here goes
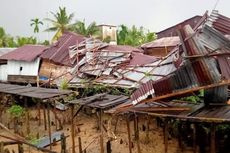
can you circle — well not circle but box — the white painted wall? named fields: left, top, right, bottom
left=0, top=64, right=8, bottom=81
left=7, top=58, right=40, bottom=76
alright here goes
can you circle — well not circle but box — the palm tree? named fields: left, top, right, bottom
left=72, top=20, right=100, bottom=37
left=45, top=7, right=75, bottom=41
left=30, top=18, right=43, bottom=33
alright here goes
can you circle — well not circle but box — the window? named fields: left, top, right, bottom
left=20, top=66, right=23, bottom=71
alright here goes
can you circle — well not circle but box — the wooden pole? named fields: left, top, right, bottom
left=210, top=123, right=216, bottom=153
left=38, top=101, right=41, bottom=126
left=163, top=119, right=168, bottom=153
left=177, top=121, right=183, bottom=152
left=146, top=115, right=150, bottom=143
left=71, top=104, right=75, bottom=153
left=18, top=143, right=24, bottom=153
left=78, top=137, right=82, bottom=153
left=43, top=104, right=47, bottom=131
left=192, top=123, right=197, bottom=153
left=126, top=116, right=132, bottom=153
left=61, top=133, right=67, bottom=153
left=135, top=115, right=141, bottom=153
left=106, top=140, right=112, bottom=153
left=54, top=101, right=58, bottom=130
left=99, top=110, right=104, bottom=153
left=113, top=116, right=119, bottom=134
left=0, top=142, right=4, bottom=153
left=24, top=98, right=30, bottom=135
left=47, top=103, right=52, bottom=150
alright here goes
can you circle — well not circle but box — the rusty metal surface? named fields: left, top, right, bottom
left=0, top=83, right=72, bottom=100
left=141, top=36, right=180, bottom=49
left=0, top=45, right=46, bottom=62
left=40, top=31, right=86, bottom=67
left=69, top=93, right=129, bottom=110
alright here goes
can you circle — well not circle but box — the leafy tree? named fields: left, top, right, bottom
left=16, top=36, right=37, bottom=47
left=72, top=20, right=100, bottom=37
left=0, top=27, right=16, bottom=47
left=45, top=7, right=75, bottom=41
left=30, top=18, right=43, bottom=33
left=117, top=25, right=157, bottom=46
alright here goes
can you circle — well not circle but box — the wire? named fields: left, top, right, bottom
left=213, top=0, right=220, bottom=11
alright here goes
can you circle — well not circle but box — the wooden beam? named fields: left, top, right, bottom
left=192, top=123, right=197, bottom=153
left=135, top=116, right=141, bottom=153
left=78, top=137, right=82, bottom=153
left=38, top=101, right=41, bottom=126
left=24, top=98, right=30, bottom=135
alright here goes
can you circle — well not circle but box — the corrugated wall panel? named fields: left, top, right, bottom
left=0, top=64, right=8, bottom=81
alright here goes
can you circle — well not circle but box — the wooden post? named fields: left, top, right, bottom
left=99, top=110, right=104, bottom=153
left=0, top=142, right=4, bottom=153
left=192, top=123, right=197, bottom=153
left=43, top=104, right=47, bottom=130
left=78, top=137, right=82, bottom=153
left=163, top=119, right=168, bottom=153
left=18, top=143, right=24, bottom=153
left=146, top=115, right=150, bottom=143
left=210, top=123, right=216, bottom=153
left=135, top=115, right=141, bottom=153
left=126, top=116, right=132, bottom=153
left=61, top=133, right=67, bottom=153
left=113, top=116, right=119, bottom=134
left=47, top=103, right=52, bottom=150
left=177, top=121, right=183, bottom=152
left=38, top=101, right=41, bottom=126
left=24, top=98, right=30, bottom=135
left=54, top=101, right=58, bottom=130
left=106, top=140, right=112, bottom=153
left=71, top=104, right=75, bottom=153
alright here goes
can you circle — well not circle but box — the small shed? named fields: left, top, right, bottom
left=0, top=45, right=46, bottom=83
left=141, top=36, right=179, bottom=57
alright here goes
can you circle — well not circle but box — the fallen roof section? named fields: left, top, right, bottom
left=0, top=45, right=46, bottom=62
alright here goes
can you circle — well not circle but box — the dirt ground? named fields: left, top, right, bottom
left=0, top=106, right=193, bottom=153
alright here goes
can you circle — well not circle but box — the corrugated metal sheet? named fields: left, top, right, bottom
left=141, top=36, right=180, bottom=49
left=0, top=45, right=46, bottom=62
left=40, top=31, right=86, bottom=67
left=0, top=65, right=7, bottom=81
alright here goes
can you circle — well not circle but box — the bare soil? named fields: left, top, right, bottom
left=0, top=106, right=193, bottom=153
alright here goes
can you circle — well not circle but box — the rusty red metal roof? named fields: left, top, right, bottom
left=141, top=36, right=180, bottom=49
left=40, top=31, right=86, bottom=67
left=100, top=45, right=143, bottom=53
left=208, top=10, right=230, bottom=35
left=129, top=53, right=159, bottom=66
left=0, top=45, right=46, bottom=62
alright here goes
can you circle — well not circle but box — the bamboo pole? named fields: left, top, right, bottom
left=126, top=116, right=132, bottom=153
left=71, top=104, right=75, bottom=153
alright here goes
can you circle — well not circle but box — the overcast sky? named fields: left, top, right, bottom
left=0, top=0, right=229, bottom=40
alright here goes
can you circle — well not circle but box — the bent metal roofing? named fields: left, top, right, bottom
left=40, top=31, right=86, bottom=67
left=0, top=45, right=46, bottom=62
